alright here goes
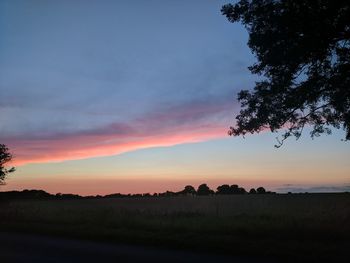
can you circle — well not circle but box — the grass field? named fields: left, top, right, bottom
left=1, top=193, right=349, bottom=261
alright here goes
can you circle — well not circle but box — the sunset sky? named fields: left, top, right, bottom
left=1, top=0, right=349, bottom=195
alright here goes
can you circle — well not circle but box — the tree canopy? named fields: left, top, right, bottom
left=256, top=187, right=266, bottom=194
left=181, top=185, right=197, bottom=195
left=0, top=144, right=15, bottom=185
left=197, top=184, right=214, bottom=196
left=222, top=0, right=350, bottom=146
left=217, top=184, right=247, bottom=195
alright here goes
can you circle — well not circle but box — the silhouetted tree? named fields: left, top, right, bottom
left=256, top=187, right=266, bottom=194
left=158, top=191, right=176, bottom=197
left=0, top=144, right=15, bottom=185
left=216, top=184, right=231, bottom=195
left=104, top=193, right=124, bottom=198
left=180, top=185, right=197, bottom=195
left=217, top=184, right=247, bottom=195
left=238, top=187, right=247, bottom=194
left=0, top=190, right=49, bottom=200
left=249, top=188, right=257, bottom=194
left=222, top=1, right=350, bottom=146
left=230, top=184, right=241, bottom=194
left=197, top=184, right=213, bottom=196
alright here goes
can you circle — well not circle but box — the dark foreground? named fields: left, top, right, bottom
left=1, top=193, right=349, bottom=262
left=0, top=232, right=260, bottom=263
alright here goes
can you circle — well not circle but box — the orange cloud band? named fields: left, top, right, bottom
left=6, top=98, right=233, bottom=165
left=10, top=124, right=226, bottom=166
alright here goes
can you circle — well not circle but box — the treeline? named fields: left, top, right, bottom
left=0, top=189, right=81, bottom=200
left=0, top=184, right=275, bottom=200
left=105, top=184, right=275, bottom=198
left=156, top=184, right=275, bottom=197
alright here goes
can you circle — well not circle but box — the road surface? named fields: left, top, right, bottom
left=0, top=232, right=264, bottom=263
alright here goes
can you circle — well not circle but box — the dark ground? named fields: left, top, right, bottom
left=1, top=193, right=349, bottom=262
left=0, top=232, right=263, bottom=263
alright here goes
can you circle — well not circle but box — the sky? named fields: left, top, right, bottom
left=1, top=0, right=349, bottom=195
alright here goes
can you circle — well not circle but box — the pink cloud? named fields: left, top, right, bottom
left=4, top=98, right=234, bottom=166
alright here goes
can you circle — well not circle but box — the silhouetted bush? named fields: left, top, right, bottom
left=257, top=187, right=266, bottom=194
left=217, top=184, right=246, bottom=195
left=249, top=188, right=257, bottom=194
left=178, top=185, right=197, bottom=196
left=216, top=184, right=231, bottom=195
left=158, top=191, right=176, bottom=197
left=239, top=187, right=247, bottom=194
left=60, top=194, right=82, bottom=199
left=0, top=189, right=52, bottom=200
left=230, top=184, right=239, bottom=194
left=104, top=193, right=124, bottom=198
left=197, top=184, right=214, bottom=196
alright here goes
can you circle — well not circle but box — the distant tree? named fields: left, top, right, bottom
left=60, top=193, right=82, bottom=199
left=0, top=144, right=15, bottom=185
left=197, top=184, right=213, bottom=196
left=238, top=187, right=247, bottom=194
left=249, top=188, right=257, bottom=194
left=0, top=189, right=52, bottom=200
left=104, top=193, right=124, bottom=198
left=181, top=185, right=197, bottom=195
left=22, top=189, right=51, bottom=199
left=216, top=184, right=231, bottom=195
left=159, top=191, right=176, bottom=197
left=222, top=1, right=350, bottom=146
left=256, top=187, right=266, bottom=194
left=230, top=184, right=241, bottom=194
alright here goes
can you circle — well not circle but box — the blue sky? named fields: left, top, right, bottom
left=0, top=0, right=349, bottom=194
